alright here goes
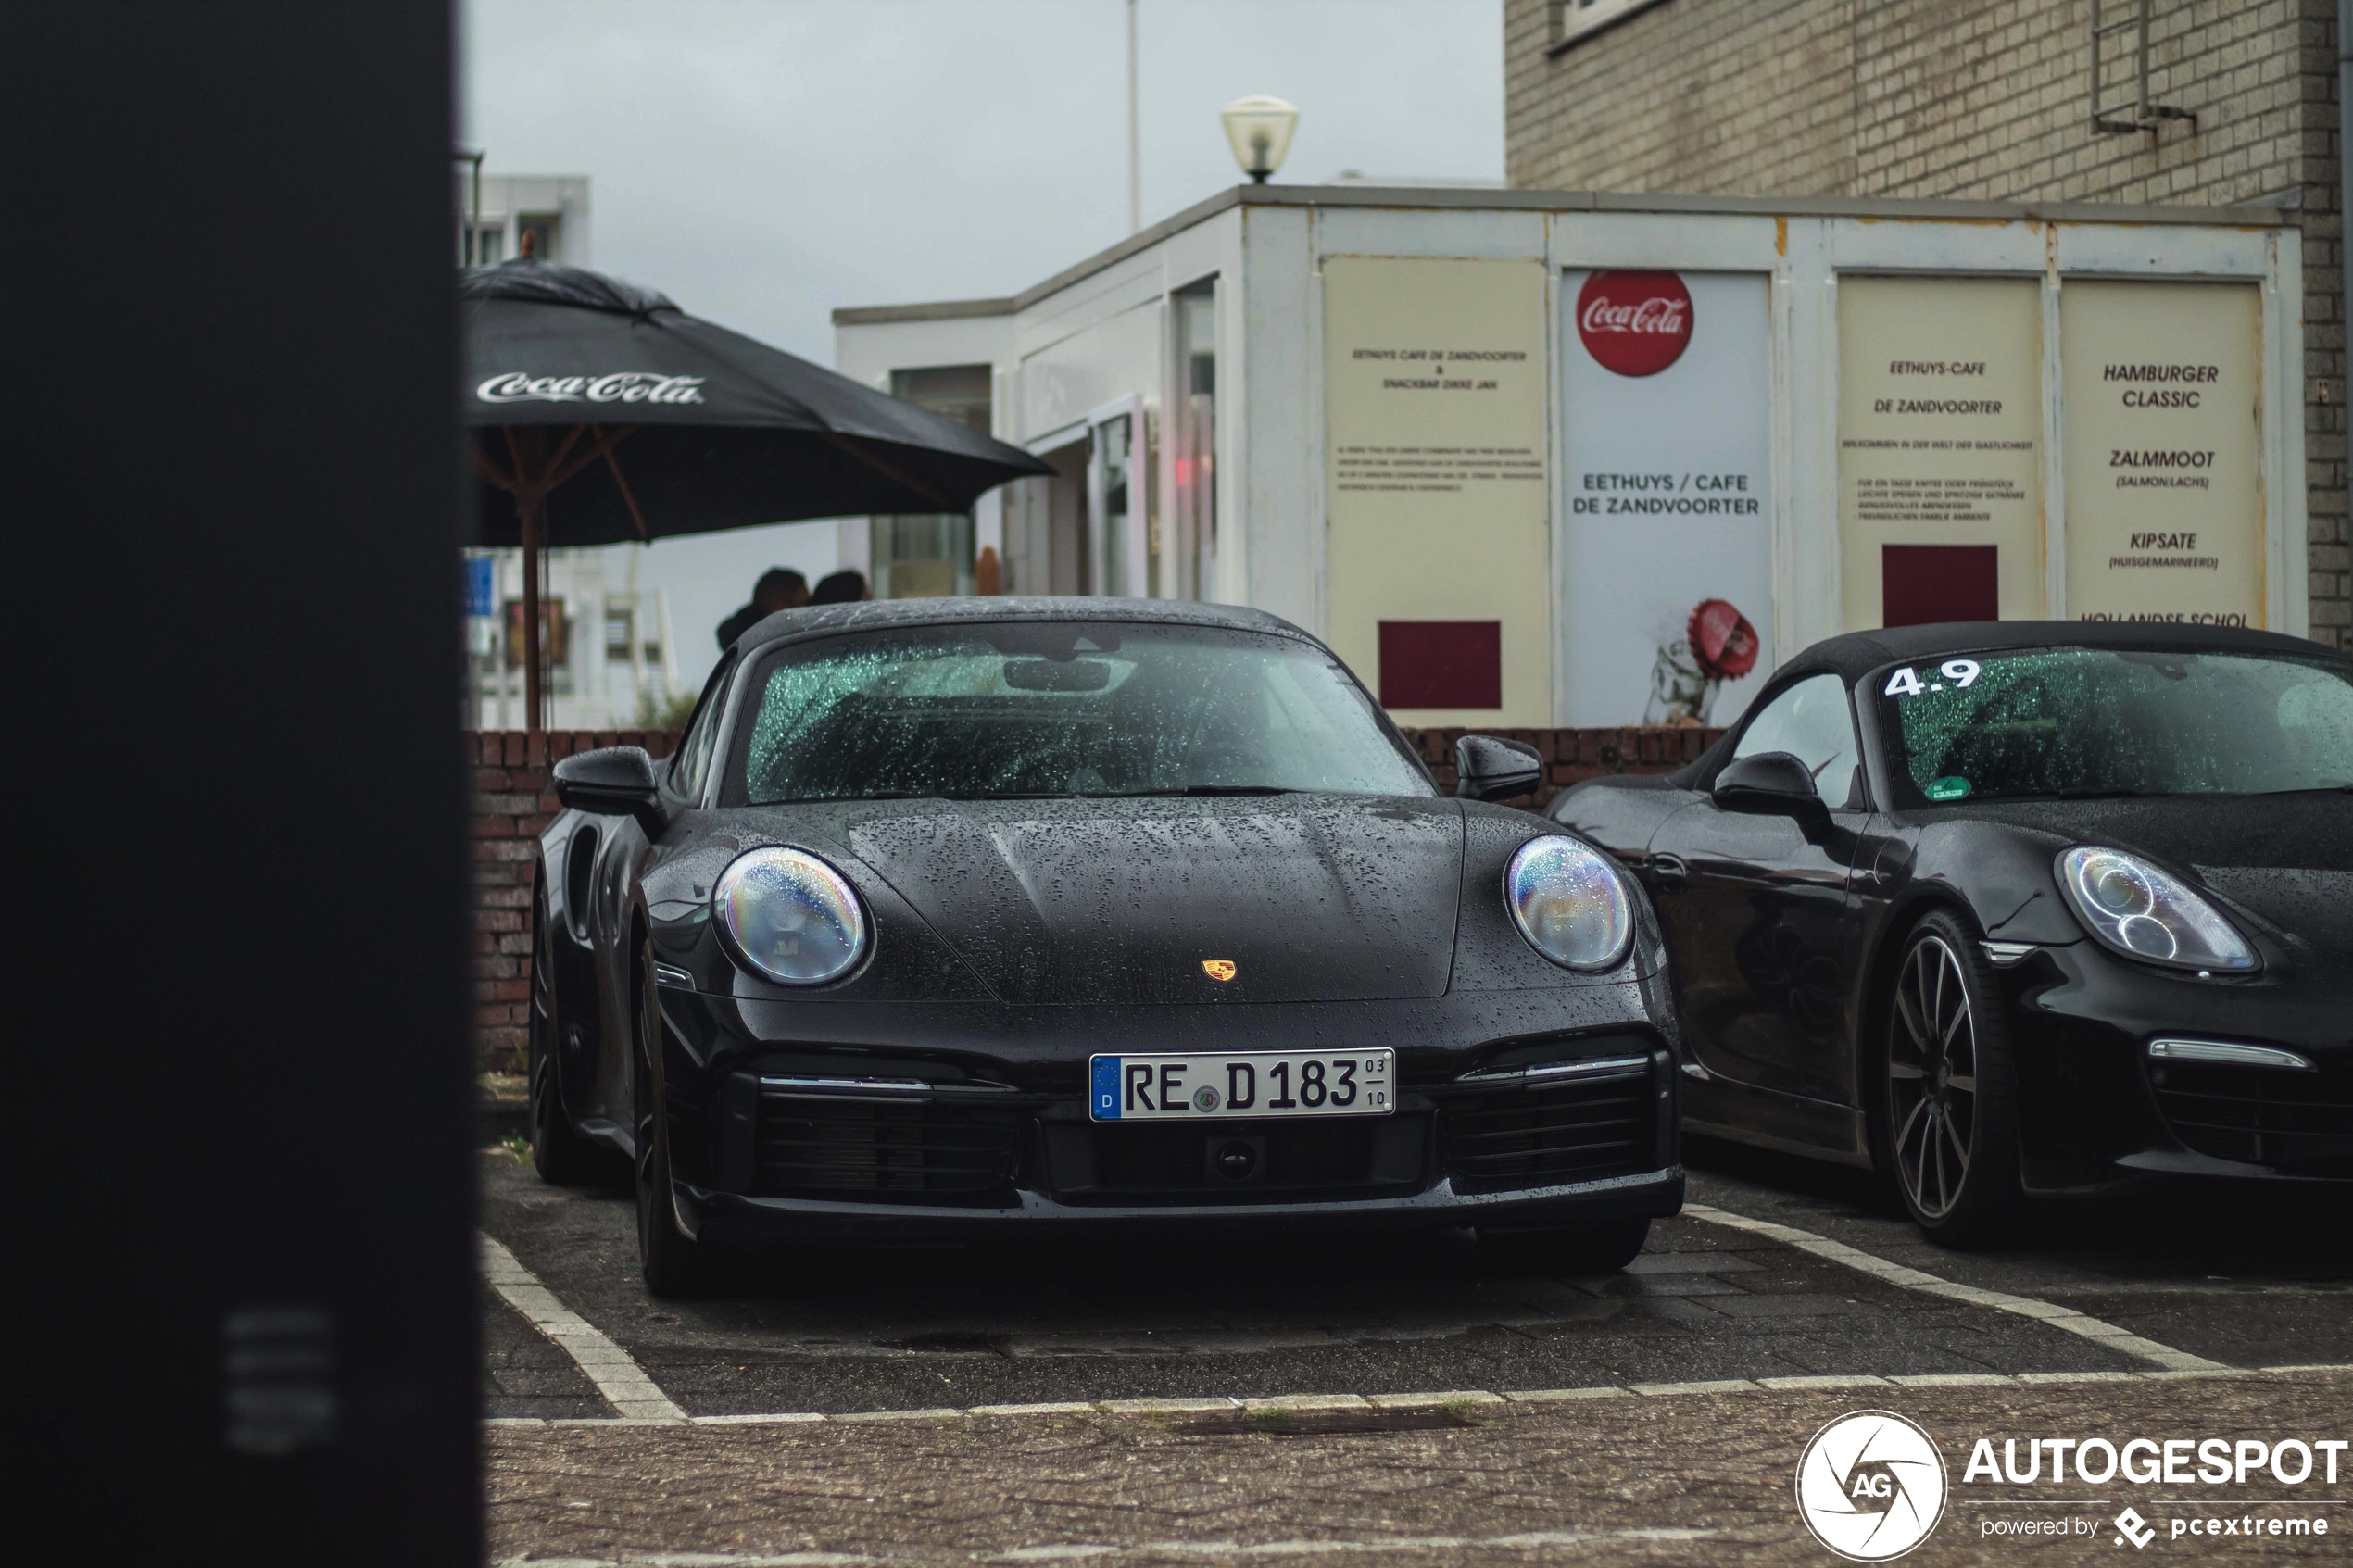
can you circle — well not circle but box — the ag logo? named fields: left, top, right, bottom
left=1794, top=1410, right=1948, bottom=1562
left=1200, top=959, right=1237, bottom=983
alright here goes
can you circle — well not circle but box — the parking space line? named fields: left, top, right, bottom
left=1679, top=1202, right=2228, bottom=1372
left=488, top=1526, right=1720, bottom=1566
left=481, top=1363, right=2353, bottom=1429
left=481, top=1235, right=686, bottom=1423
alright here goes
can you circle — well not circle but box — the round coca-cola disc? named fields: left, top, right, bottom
left=1687, top=598, right=1758, bottom=682
left=1576, top=270, right=1694, bottom=377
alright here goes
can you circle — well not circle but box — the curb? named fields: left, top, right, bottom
left=483, top=1361, right=2351, bottom=1429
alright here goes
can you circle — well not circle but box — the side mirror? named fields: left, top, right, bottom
left=552, top=746, right=667, bottom=837
left=1454, top=734, right=1543, bottom=804
left=1711, top=750, right=1828, bottom=828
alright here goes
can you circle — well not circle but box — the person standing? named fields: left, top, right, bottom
left=715, top=567, right=809, bottom=650
left=809, top=570, right=868, bottom=605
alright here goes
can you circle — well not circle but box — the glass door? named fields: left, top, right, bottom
left=1085, top=396, right=1145, bottom=597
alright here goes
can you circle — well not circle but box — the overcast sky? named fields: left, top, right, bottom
left=461, top=0, right=1504, bottom=695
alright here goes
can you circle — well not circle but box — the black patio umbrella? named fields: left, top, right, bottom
left=460, top=256, right=1051, bottom=730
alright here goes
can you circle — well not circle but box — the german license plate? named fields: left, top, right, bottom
left=1088, top=1049, right=1393, bottom=1122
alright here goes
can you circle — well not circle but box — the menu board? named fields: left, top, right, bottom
left=1837, top=277, right=2046, bottom=629
left=2060, top=281, right=2263, bottom=627
left=1324, top=256, right=1551, bottom=723
left=1560, top=270, right=1774, bottom=726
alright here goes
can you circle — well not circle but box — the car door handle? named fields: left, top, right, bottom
left=1651, top=854, right=1688, bottom=885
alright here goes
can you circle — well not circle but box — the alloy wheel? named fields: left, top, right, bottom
left=1888, top=934, right=1979, bottom=1220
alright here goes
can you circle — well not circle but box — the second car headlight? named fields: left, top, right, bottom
left=712, top=847, right=870, bottom=985
left=2057, top=846, right=2255, bottom=973
left=1505, top=835, right=1634, bottom=972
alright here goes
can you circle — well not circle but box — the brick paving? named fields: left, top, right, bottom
left=486, top=1369, right=2352, bottom=1565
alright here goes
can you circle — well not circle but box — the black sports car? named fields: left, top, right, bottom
left=532, top=597, right=1682, bottom=1294
left=1553, top=621, right=2352, bottom=1243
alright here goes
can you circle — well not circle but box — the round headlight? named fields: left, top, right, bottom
left=2057, top=846, right=2254, bottom=973
left=2079, top=851, right=2157, bottom=919
left=1504, top=834, right=1634, bottom=972
left=711, top=847, right=870, bottom=985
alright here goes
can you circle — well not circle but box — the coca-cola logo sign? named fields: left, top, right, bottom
left=1576, top=270, right=1693, bottom=377
left=476, top=371, right=706, bottom=406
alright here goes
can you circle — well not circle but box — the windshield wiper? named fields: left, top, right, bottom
left=764, top=785, right=1303, bottom=804
left=1074, top=784, right=1299, bottom=797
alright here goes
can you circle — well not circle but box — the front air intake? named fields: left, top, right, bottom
left=750, top=1087, right=1024, bottom=1199
left=2149, top=1057, right=2353, bottom=1177
left=1440, top=1057, right=1657, bottom=1194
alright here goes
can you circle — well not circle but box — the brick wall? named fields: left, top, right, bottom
left=465, top=724, right=1724, bottom=1071
left=1504, top=0, right=2347, bottom=652
left=472, top=730, right=682, bottom=1073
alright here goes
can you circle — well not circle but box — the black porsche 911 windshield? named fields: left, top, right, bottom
left=733, top=621, right=1433, bottom=804
left=1877, top=646, right=2353, bottom=804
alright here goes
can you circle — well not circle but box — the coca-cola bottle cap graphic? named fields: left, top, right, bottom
left=1576, top=270, right=1694, bottom=377
left=1687, top=598, right=1759, bottom=682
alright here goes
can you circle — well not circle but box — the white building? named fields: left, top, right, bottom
left=835, top=184, right=2308, bottom=729
left=454, top=171, right=592, bottom=269
left=466, top=546, right=683, bottom=732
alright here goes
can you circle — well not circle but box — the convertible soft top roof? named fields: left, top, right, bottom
left=734, top=595, right=1309, bottom=654
left=1777, top=620, right=2345, bottom=684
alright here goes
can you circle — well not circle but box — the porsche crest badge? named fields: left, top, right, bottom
left=1201, top=959, right=1238, bottom=983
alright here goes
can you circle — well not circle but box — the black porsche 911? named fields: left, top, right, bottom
left=1552, top=621, right=2352, bottom=1244
left=532, top=597, right=1682, bottom=1294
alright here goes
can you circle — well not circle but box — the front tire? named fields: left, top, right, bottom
left=528, top=884, right=606, bottom=1185
left=1478, top=1217, right=1651, bottom=1275
left=632, top=938, right=704, bottom=1298
left=1881, top=909, right=2021, bottom=1246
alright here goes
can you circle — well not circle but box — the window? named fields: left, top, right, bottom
left=1172, top=282, right=1217, bottom=600
left=875, top=365, right=992, bottom=598
left=668, top=655, right=736, bottom=801
left=1732, top=673, right=1861, bottom=807
left=1878, top=648, right=2353, bottom=805
left=1548, top=0, right=1672, bottom=56
left=730, top=622, right=1429, bottom=805
left=1093, top=410, right=1134, bottom=596
left=503, top=599, right=567, bottom=671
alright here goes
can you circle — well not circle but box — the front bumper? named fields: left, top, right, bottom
left=652, top=983, right=1684, bottom=1241
left=2000, top=938, right=2352, bottom=1191
left=686, top=1166, right=1685, bottom=1245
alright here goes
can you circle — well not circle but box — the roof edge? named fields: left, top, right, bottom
left=834, top=183, right=2291, bottom=329
left=832, top=296, right=1018, bottom=326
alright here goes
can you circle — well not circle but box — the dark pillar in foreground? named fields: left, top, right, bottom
left=6, top=5, right=476, bottom=1563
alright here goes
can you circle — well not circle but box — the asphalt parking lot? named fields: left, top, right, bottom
left=483, top=1139, right=2350, bottom=1423
left=482, top=1141, right=2349, bottom=1563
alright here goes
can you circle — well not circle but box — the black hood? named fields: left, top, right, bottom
left=1946, top=793, right=2353, bottom=956
left=830, top=795, right=1466, bottom=1005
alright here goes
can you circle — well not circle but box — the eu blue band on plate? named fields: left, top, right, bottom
left=1091, top=1056, right=1122, bottom=1120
